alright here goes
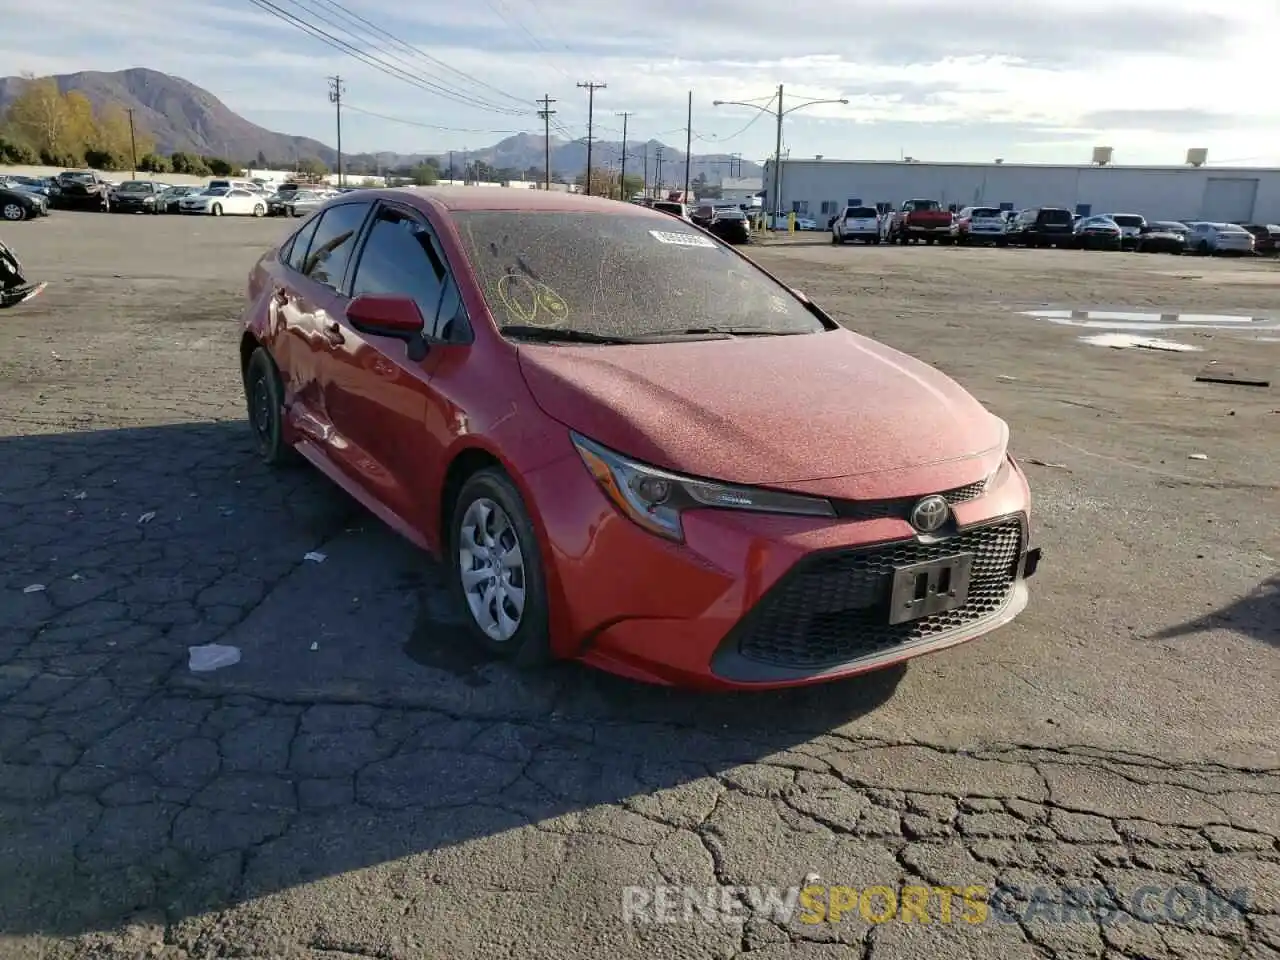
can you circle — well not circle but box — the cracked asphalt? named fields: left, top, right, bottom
left=0, top=213, right=1276, bottom=960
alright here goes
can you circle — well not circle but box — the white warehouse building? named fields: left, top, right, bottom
left=765, top=158, right=1280, bottom=224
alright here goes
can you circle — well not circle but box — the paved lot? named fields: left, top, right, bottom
left=0, top=212, right=1277, bottom=960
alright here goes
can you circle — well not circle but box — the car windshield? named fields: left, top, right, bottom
left=1111, top=215, right=1144, bottom=228
left=451, top=210, right=826, bottom=340
left=1040, top=209, right=1072, bottom=223
left=61, top=172, right=95, bottom=183
left=971, top=207, right=1000, bottom=218
left=904, top=200, right=939, bottom=211
left=716, top=209, right=745, bottom=220
left=203, top=188, right=229, bottom=197
left=848, top=207, right=877, bottom=217
left=1153, top=221, right=1186, bottom=231
left=117, top=182, right=150, bottom=192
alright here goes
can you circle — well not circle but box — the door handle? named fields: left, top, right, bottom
left=323, top=322, right=345, bottom=346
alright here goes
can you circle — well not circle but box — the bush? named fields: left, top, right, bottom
left=0, top=135, right=38, bottom=165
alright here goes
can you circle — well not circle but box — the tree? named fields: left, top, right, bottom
left=139, top=153, right=170, bottom=173
left=0, top=134, right=38, bottom=164
left=296, top=156, right=328, bottom=177
left=3, top=76, right=73, bottom=162
left=410, top=162, right=438, bottom=186
left=169, top=151, right=210, bottom=176
left=256, top=150, right=268, bottom=168
left=204, top=156, right=234, bottom=176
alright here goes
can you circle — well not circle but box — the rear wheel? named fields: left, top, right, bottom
left=449, top=469, right=550, bottom=665
left=243, top=347, right=301, bottom=467
left=253, top=203, right=265, bottom=217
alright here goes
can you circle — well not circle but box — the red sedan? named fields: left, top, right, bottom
left=238, top=187, right=1041, bottom=689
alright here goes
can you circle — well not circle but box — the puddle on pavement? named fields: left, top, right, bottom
left=1079, top=333, right=1200, bottom=351
left=1019, top=308, right=1280, bottom=331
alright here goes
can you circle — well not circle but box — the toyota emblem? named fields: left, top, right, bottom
left=909, top=495, right=950, bottom=533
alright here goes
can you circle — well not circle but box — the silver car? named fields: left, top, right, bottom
left=1104, top=213, right=1146, bottom=250
left=284, top=190, right=328, bottom=217
left=1184, top=221, right=1256, bottom=255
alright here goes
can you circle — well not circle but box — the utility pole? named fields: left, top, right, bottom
left=577, top=81, right=606, bottom=196
left=328, top=76, right=345, bottom=187
left=772, top=83, right=784, bottom=222
left=684, top=90, right=692, bottom=199
left=126, top=108, right=138, bottom=180
left=537, top=94, right=557, bottom=190
left=655, top=146, right=664, bottom=198
left=448, top=150, right=454, bottom=182
left=617, top=112, right=630, bottom=201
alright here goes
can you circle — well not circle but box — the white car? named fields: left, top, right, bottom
left=178, top=187, right=267, bottom=217
left=1183, top=221, right=1255, bottom=255
left=1103, top=213, right=1146, bottom=250
left=832, top=205, right=881, bottom=244
left=952, top=206, right=1008, bottom=245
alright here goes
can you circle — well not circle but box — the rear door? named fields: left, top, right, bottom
left=274, top=201, right=373, bottom=449
left=321, top=200, right=469, bottom=528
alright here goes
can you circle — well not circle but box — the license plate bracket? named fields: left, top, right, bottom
left=888, top=553, right=974, bottom=625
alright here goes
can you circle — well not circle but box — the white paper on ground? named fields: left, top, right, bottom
left=188, top=643, right=242, bottom=672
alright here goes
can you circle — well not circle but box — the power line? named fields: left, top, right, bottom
left=342, top=103, right=529, bottom=135
left=307, top=0, right=526, bottom=109
left=243, top=0, right=528, bottom=116
left=577, top=81, right=606, bottom=196
left=693, top=108, right=770, bottom=144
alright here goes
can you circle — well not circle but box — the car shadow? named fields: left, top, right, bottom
left=1150, top=574, right=1278, bottom=649
left=0, top=419, right=905, bottom=940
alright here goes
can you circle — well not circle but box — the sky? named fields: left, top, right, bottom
left=2, top=0, right=1279, bottom=168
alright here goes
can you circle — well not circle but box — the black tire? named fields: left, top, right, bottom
left=212, top=203, right=223, bottom=217
left=253, top=203, right=265, bottom=217
left=243, top=347, right=300, bottom=467
left=449, top=468, right=550, bottom=666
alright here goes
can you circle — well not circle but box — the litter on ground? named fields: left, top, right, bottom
left=188, top=643, right=242, bottom=672
left=1079, top=333, right=1199, bottom=352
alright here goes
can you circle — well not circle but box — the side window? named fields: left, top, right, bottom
left=301, top=202, right=371, bottom=290
left=284, top=216, right=322, bottom=272
left=349, top=206, right=469, bottom=339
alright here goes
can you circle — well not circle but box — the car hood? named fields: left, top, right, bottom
left=517, top=327, right=1005, bottom=488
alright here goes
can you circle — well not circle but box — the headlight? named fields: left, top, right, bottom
left=982, top=418, right=1011, bottom=492
left=571, top=432, right=835, bottom=542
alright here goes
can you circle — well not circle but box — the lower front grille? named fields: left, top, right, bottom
left=732, top=516, right=1024, bottom=669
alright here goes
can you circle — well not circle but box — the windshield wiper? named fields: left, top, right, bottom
left=501, top=325, right=649, bottom=345
left=679, top=326, right=812, bottom=336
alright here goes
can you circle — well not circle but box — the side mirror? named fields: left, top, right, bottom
left=347, top=294, right=432, bottom=360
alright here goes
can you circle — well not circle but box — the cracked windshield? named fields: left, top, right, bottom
left=0, top=0, right=1275, bottom=957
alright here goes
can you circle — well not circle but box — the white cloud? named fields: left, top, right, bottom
left=1, top=0, right=1277, bottom=164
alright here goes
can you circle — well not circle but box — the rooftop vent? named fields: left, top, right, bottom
left=1186, top=148, right=1207, bottom=167
left=1091, top=146, right=1113, bottom=166
left=994, top=158, right=1004, bottom=164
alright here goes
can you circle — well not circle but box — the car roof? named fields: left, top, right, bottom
left=377, top=185, right=643, bottom=214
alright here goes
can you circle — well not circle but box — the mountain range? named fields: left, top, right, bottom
left=0, top=68, right=763, bottom=183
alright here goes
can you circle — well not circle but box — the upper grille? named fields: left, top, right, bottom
left=833, top=480, right=987, bottom=522
left=732, top=516, right=1024, bottom=669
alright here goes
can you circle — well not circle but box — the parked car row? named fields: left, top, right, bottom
left=0, top=169, right=353, bottom=220
left=824, top=202, right=1279, bottom=256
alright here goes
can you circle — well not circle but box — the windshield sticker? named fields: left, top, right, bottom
left=495, top=273, right=570, bottom=327
left=649, top=230, right=717, bottom=248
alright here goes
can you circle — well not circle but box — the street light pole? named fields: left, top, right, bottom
left=712, top=87, right=849, bottom=230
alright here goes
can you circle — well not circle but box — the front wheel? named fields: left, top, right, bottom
left=1, top=202, right=25, bottom=222
left=449, top=469, right=550, bottom=665
left=212, top=203, right=223, bottom=217
left=253, top=203, right=265, bottom=217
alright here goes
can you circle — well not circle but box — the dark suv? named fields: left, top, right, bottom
left=1008, top=207, right=1075, bottom=247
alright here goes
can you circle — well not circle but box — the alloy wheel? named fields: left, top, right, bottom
left=457, top=497, right=526, bottom=642
left=2, top=203, right=24, bottom=221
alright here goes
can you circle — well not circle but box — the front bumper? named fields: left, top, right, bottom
left=524, top=450, right=1038, bottom=690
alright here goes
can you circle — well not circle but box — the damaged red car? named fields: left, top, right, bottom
left=238, top=187, right=1040, bottom=690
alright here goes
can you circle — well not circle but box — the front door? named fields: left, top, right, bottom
left=320, top=202, right=464, bottom=530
